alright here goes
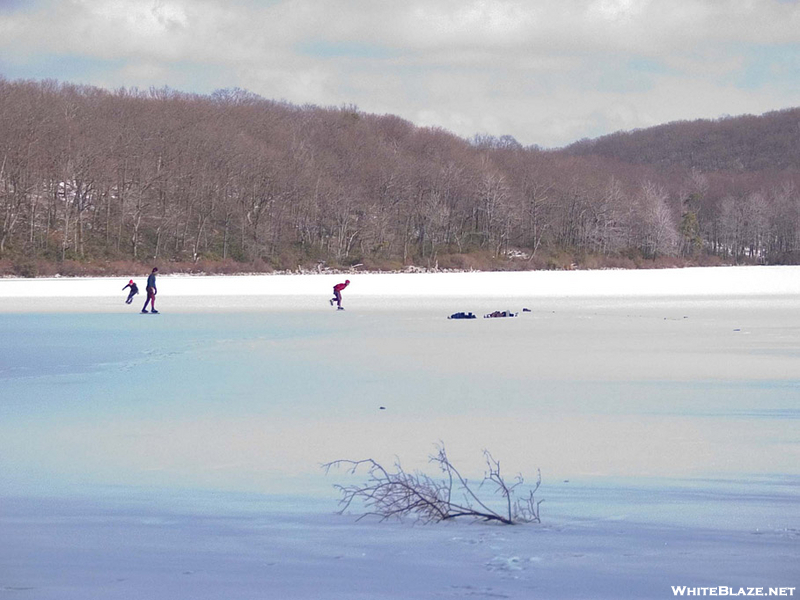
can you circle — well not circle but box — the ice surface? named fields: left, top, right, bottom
left=0, top=266, right=798, bottom=598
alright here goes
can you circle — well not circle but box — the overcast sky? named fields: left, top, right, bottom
left=1, top=0, right=799, bottom=148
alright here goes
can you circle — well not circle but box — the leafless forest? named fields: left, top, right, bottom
left=1, top=77, right=799, bottom=275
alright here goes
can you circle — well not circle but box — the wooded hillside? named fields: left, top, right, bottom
left=1, top=77, right=799, bottom=276
left=565, top=108, right=800, bottom=173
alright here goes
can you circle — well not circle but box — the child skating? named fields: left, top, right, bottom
left=122, top=279, right=139, bottom=304
left=329, top=279, right=350, bottom=310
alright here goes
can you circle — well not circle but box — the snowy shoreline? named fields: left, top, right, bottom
left=1, top=265, right=799, bottom=311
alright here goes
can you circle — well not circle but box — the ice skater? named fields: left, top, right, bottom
left=141, top=267, right=159, bottom=314
left=329, top=279, right=350, bottom=310
left=122, top=279, right=139, bottom=304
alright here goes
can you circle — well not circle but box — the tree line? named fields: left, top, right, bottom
left=1, top=77, right=799, bottom=275
left=565, top=107, right=800, bottom=173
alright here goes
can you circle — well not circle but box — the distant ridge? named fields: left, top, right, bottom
left=561, top=107, right=800, bottom=173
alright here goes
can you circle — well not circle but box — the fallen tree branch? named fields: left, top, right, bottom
left=323, top=443, right=542, bottom=525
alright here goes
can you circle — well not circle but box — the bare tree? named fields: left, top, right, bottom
left=323, top=444, right=542, bottom=525
left=634, top=181, right=679, bottom=258
left=768, top=181, right=800, bottom=261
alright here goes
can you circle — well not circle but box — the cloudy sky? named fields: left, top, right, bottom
left=1, top=0, right=799, bottom=147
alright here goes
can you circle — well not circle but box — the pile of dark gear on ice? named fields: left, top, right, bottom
left=484, top=310, right=517, bottom=318
left=448, top=309, right=531, bottom=319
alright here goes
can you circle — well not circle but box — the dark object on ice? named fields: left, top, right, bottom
left=522, top=308, right=531, bottom=312
left=484, top=310, right=517, bottom=318
left=379, top=406, right=386, bottom=410
left=448, top=311, right=476, bottom=320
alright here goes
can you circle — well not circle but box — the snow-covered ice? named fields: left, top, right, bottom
left=0, top=266, right=798, bottom=599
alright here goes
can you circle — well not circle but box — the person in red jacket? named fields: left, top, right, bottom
left=329, top=279, right=350, bottom=310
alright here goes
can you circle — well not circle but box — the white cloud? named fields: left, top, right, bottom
left=89, top=0, right=189, bottom=35
left=1, top=0, right=799, bottom=146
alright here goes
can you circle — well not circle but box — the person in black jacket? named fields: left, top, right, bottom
left=141, top=268, right=159, bottom=314
left=122, top=279, right=139, bottom=304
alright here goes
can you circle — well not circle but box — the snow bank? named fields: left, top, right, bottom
left=0, top=265, right=798, bottom=308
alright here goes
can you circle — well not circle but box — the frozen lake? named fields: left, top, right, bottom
left=0, top=267, right=798, bottom=598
